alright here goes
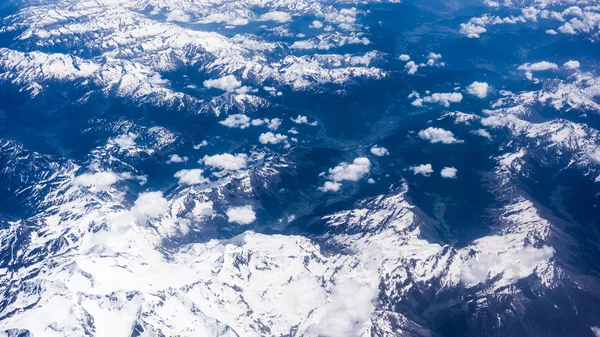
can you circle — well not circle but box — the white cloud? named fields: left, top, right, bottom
left=257, top=11, right=292, bottom=23
left=460, top=245, right=554, bottom=287
left=267, top=118, right=282, bottom=130
left=199, top=13, right=249, bottom=26
left=320, top=181, right=342, bottom=192
left=591, top=327, right=600, bottom=337
left=405, top=61, right=418, bottom=75
left=226, top=205, right=256, bottom=225
left=328, top=157, right=371, bottom=182
left=202, top=153, right=248, bottom=171
left=563, top=60, right=580, bottom=69
left=320, top=157, right=371, bottom=192
left=203, top=75, right=242, bottom=92
left=128, top=191, right=169, bottom=222
left=411, top=98, right=423, bottom=107
left=481, top=114, right=519, bottom=127
left=310, top=20, right=323, bottom=29
left=440, top=167, right=458, bottom=179
left=259, top=132, right=288, bottom=144
left=471, top=129, right=492, bottom=139
left=193, top=140, right=208, bottom=149
left=410, top=164, right=433, bottom=176
left=558, top=22, right=576, bottom=34
left=73, top=171, right=128, bottom=192
left=166, top=9, right=190, bottom=22
left=291, top=40, right=316, bottom=49
left=427, top=52, right=442, bottom=60
left=219, top=114, right=251, bottom=129
left=518, top=61, right=558, bottom=79
left=426, top=52, right=443, bottom=66
left=422, top=93, right=463, bottom=107
left=308, top=281, right=377, bottom=337
left=370, top=145, right=389, bottom=156
left=460, top=22, right=487, bottom=38
left=589, top=147, right=600, bottom=164
left=418, top=127, right=462, bottom=144
left=174, top=169, right=209, bottom=185
left=108, top=133, right=136, bottom=149
left=166, top=154, right=188, bottom=164
left=291, top=115, right=318, bottom=126
left=108, top=191, right=169, bottom=228
left=518, top=61, right=558, bottom=72
left=466, top=81, right=490, bottom=99
left=399, top=54, right=410, bottom=61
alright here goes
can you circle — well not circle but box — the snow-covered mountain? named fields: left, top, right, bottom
left=0, top=0, right=386, bottom=113
left=2, top=0, right=600, bottom=336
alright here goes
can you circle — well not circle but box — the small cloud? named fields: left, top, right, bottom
left=219, top=114, right=251, bottom=129
left=166, top=9, right=190, bottom=22
left=308, top=281, right=377, bottom=337
left=410, top=164, right=433, bottom=176
left=320, top=157, right=371, bottom=192
left=466, top=81, right=490, bottom=99
left=589, top=147, right=600, bottom=164
left=471, top=129, right=492, bottom=139
left=405, top=61, right=418, bottom=75
left=518, top=61, right=558, bottom=80
left=73, top=171, right=128, bottom=192
left=226, top=205, right=256, bottom=225
left=460, top=22, right=487, bottom=38
left=202, top=153, right=248, bottom=171
left=427, top=52, right=442, bottom=60
left=309, top=20, right=323, bottom=29
left=199, top=13, right=249, bottom=26
left=418, top=127, right=463, bottom=144
left=426, top=52, right=443, bottom=66
left=563, top=60, right=580, bottom=69
left=518, top=61, right=559, bottom=72
left=460, top=245, right=554, bottom=287
left=128, top=192, right=169, bottom=221
left=109, top=133, right=137, bottom=149
left=558, top=22, right=576, bottom=35
left=422, top=92, right=463, bottom=107
left=107, top=191, right=169, bottom=228
left=203, top=74, right=242, bottom=92
left=193, top=140, right=208, bottom=149
left=411, top=98, right=423, bottom=107
left=370, top=145, right=389, bottom=156
left=320, top=181, right=342, bottom=192
left=399, top=54, right=410, bottom=61
left=257, top=11, right=292, bottom=23
left=440, top=167, right=458, bottom=179
left=291, top=40, right=316, bottom=49
left=174, top=169, right=209, bottom=185
left=166, top=154, right=188, bottom=164
left=259, top=132, right=288, bottom=144
left=328, top=157, right=371, bottom=182
left=291, top=115, right=318, bottom=126
left=481, top=114, right=519, bottom=128
left=267, top=118, right=282, bottom=130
